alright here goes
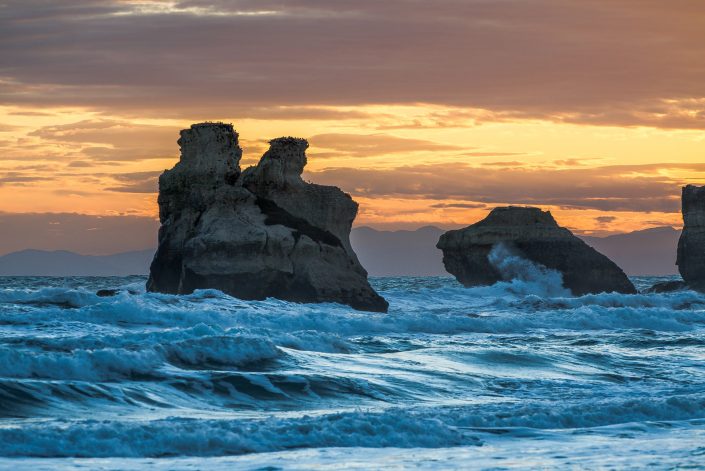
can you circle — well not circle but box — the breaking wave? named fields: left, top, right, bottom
left=1, top=274, right=705, bottom=466
left=488, top=242, right=571, bottom=297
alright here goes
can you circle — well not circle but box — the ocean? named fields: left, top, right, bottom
left=1, top=269, right=705, bottom=469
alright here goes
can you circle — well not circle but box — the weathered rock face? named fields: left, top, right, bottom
left=437, top=207, right=636, bottom=295
left=677, top=185, right=705, bottom=290
left=147, top=123, right=388, bottom=312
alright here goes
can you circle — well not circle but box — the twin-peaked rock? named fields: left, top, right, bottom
left=147, top=123, right=388, bottom=312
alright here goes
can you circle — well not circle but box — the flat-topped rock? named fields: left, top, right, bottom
left=147, top=123, right=388, bottom=312
left=677, top=184, right=705, bottom=291
left=437, top=206, right=636, bottom=295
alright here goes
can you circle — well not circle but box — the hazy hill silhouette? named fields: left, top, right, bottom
left=350, top=226, right=447, bottom=276
left=0, top=226, right=681, bottom=276
left=0, top=249, right=154, bottom=276
left=581, top=226, right=680, bottom=276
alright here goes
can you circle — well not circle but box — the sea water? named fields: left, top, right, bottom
left=0, top=266, right=704, bottom=468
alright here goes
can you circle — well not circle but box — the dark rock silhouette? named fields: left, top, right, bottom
left=437, top=206, right=636, bottom=295
left=677, top=185, right=705, bottom=291
left=147, top=123, right=388, bottom=312
left=644, top=280, right=687, bottom=294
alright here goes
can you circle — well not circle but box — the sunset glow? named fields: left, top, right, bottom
left=4, top=4, right=705, bottom=466
left=2, top=1, right=704, bottom=252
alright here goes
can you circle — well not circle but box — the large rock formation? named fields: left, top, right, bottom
left=677, top=185, right=705, bottom=291
left=147, top=123, right=388, bottom=312
left=437, top=207, right=636, bottom=295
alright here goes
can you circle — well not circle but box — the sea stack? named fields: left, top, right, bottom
left=147, top=123, right=388, bottom=312
left=676, top=185, right=705, bottom=291
left=437, top=206, right=636, bottom=295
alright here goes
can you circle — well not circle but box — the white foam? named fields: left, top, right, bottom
left=488, top=242, right=571, bottom=297
left=165, top=335, right=280, bottom=367
left=1, top=275, right=705, bottom=463
left=0, top=332, right=280, bottom=381
left=1, top=391, right=704, bottom=458
left=0, top=410, right=474, bottom=457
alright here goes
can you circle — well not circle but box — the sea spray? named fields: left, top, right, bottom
left=1, top=275, right=704, bottom=468
left=488, top=242, right=571, bottom=297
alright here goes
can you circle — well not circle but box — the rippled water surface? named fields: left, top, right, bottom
left=1, top=274, right=705, bottom=469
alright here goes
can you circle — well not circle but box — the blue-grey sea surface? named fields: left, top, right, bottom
left=0, top=268, right=704, bottom=469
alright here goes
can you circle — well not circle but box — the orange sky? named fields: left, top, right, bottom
left=1, top=1, right=704, bottom=252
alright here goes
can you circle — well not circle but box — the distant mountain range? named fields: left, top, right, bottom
left=581, top=226, right=680, bottom=276
left=352, top=225, right=680, bottom=277
left=0, top=226, right=682, bottom=276
left=0, top=249, right=155, bottom=276
left=350, top=226, right=447, bottom=276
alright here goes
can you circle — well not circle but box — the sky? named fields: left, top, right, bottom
left=1, top=0, right=704, bottom=254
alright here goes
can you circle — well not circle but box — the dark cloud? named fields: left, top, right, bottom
left=29, top=119, right=179, bottom=161
left=481, top=161, right=525, bottom=167
left=104, top=181, right=158, bottom=193
left=0, top=212, right=159, bottom=255
left=309, top=133, right=464, bottom=157
left=7, top=110, right=55, bottom=116
left=1, top=1, right=704, bottom=128
left=0, top=164, right=51, bottom=172
left=52, top=188, right=95, bottom=197
left=595, top=215, right=618, bottom=224
left=430, top=203, right=487, bottom=209
left=465, top=152, right=525, bottom=158
left=306, top=162, right=699, bottom=213
left=0, top=123, right=20, bottom=132
left=67, top=160, right=96, bottom=168
left=229, top=106, right=378, bottom=121
left=553, top=158, right=600, bottom=167
left=105, top=170, right=161, bottom=193
left=111, top=171, right=163, bottom=181
left=0, top=172, right=53, bottom=185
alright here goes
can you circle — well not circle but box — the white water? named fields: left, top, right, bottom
left=0, top=264, right=704, bottom=468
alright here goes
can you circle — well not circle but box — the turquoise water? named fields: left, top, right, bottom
left=0, top=272, right=704, bottom=470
